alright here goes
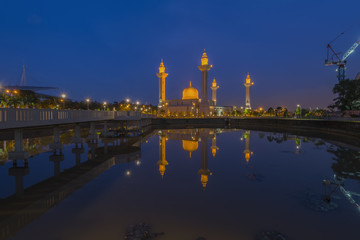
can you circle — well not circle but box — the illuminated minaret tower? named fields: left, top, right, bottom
left=198, top=136, right=212, bottom=189
left=210, top=133, right=219, bottom=157
left=243, top=130, right=253, bottom=163
left=157, top=131, right=168, bottom=179
left=198, top=50, right=213, bottom=102
left=156, top=59, right=168, bottom=108
left=211, top=78, right=219, bottom=105
left=244, top=73, right=254, bottom=109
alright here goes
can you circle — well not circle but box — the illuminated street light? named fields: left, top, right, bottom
left=297, top=104, right=302, bottom=118
left=126, top=170, right=131, bottom=176
left=126, top=98, right=130, bottom=103
left=103, top=101, right=107, bottom=110
left=136, top=101, right=140, bottom=105
left=61, top=94, right=66, bottom=109
left=86, top=98, right=90, bottom=110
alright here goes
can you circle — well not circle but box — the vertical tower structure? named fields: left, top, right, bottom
left=243, top=130, right=253, bottom=163
left=244, top=73, right=254, bottom=109
left=157, top=131, right=168, bottom=179
left=156, top=59, right=168, bottom=108
left=210, top=78, right=219, bottom=105
left=197, top=50, right=213, bottom=102
left=198, top=136, right=212, bottom=189
left=210, top=133, right=219, bottom=157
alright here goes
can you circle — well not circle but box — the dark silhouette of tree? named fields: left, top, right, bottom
left=330, top=79, right=360, bottom=111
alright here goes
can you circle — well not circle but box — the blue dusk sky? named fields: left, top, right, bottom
left=0, top=0, right=360, bottom=109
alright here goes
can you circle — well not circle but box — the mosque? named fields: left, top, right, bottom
left=157, top=50, right=255, bottom=116
left=156, top=128, right=254, bottom=189
left=157, top=129, right=219, bottom=189
left=157, top=50, right=221, bottom=116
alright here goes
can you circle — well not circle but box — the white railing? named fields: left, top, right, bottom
left=0, top=108, right=155, bottom=130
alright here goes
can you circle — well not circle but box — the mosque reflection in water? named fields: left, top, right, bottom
left=0, top=127, right=360, bottom=239
left=157, top=129, right=256, bottom=189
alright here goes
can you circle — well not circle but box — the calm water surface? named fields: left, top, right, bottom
left=0, top=128, right=359, bottom=240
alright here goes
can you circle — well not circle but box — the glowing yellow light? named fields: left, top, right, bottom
left=211, top=148, right=217, bottom=157
left=212, top=78, right=217, bottom=88
left=200, top=174, right=209, bottom=188
left=182, top=82, right=199, bottom=100
left=86, top=98, right=90, bottom=102
left=159, top=59, right=165, bottom=73
left=61, top=94, right=66, bottom=98
left=201, top=50, right=209, bottom=66
left=5, top=89, right=10, bottom=93
left=182, top=140, right=199, bottom=155
left=13, top=90, right=18, bottom=94
left=246, top=74, right=252, bottom=84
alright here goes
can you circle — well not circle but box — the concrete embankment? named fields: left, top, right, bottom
left=153, top=117, right=360, bottom=146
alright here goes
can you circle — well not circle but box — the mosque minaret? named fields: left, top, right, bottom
left=211, top=78, right=219, bottom=106
left=197, top=50, right=213, bottom=103
left=198, top=136, right=212, bottom=189
left=156, top=59, right=168, bottom=108
left=157, top=131, right=168, bottom=178
left=157, top=50, right=256, bottom=117
left=243, top=130, right=253, bottom=163
left=244, top=73, right=254, bottom=109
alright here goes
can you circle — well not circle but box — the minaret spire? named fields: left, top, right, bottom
left=244, top=73, right=254, bottom=109
left=156, top=59, right=168, bottom=109
left=211, top=77, right=219, bottom=106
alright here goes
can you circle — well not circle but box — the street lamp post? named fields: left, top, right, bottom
left=86, top=98, right=90, bottom=110
left=297, top=104, right=301, bottom=118
left=103, top=101, right=107, bottom=111
left=61, top=94, right=66, bottom=109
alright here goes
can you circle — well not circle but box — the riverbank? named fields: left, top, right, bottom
left=153, top=117, right=360, bottom=147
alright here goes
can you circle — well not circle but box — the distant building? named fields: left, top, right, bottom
left=1, top=65, right=58, bottom=97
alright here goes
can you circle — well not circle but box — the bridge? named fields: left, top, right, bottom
left=0, top=108, right=155, bottom=162
left=0, top=108, right=154, bottom=130
left=0, top=127, right=155, bottom=240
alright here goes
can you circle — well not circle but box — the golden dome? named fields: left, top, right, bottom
left=182, top=82, right=199, bottom=100
left=182, top=140, right=198, bottom=158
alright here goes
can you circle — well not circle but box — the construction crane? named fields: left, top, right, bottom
left=325, top=32, right=360, bottom=81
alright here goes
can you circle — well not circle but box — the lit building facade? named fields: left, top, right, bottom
left=158, top=50, right=224, bottom=116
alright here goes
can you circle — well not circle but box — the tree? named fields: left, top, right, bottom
left=330, top=79, right=360, bottom=111
left=267, top=107, right=274, bottom=116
